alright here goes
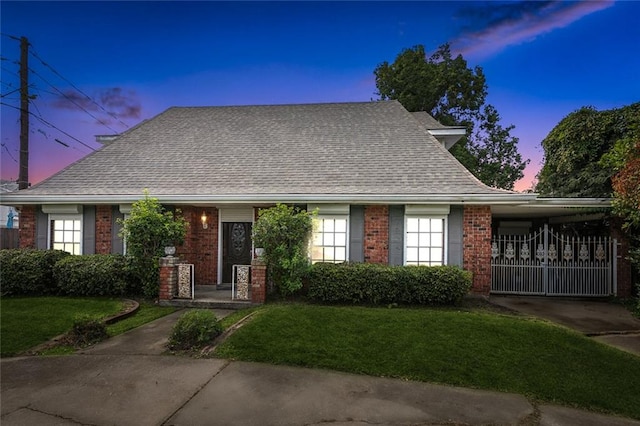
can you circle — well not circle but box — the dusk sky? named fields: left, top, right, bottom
left=1, top=1, right=639, bottom=192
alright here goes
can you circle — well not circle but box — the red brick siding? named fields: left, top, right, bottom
left=364, top=205, right=389, bottom=264
left=95, top=205, right=112, bottom=254
left=463, top=205, right=492, bottom=295
left=18, top=205, right=36, bottom=249
left=178, top=206, right=218, bottom=285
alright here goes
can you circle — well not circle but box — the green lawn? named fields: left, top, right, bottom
left=0, top=297, right=177, bottom=357
left=215, top=304, right=640, bottom=420
left=0, top=297, right=123, bottom=357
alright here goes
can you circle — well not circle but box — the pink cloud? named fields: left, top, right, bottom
left=51, top=87, right=141, bottom=126
left=450, top=1, right=614, bottom=60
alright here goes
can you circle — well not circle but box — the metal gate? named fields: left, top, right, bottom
left=491, top=225, right=617, bottom=296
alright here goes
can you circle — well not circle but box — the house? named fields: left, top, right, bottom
left=1, top=101, right=630, bottom=300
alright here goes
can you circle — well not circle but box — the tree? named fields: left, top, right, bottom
left=252, top=204, right=314, bottom=297
left=119, top=190, right=188, bottom=298
left=374, top=44, right=528, bottom=190
left=536, top=102, right=640, bottom=197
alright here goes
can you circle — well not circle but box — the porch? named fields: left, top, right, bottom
left=158, top=285, right=254, bottom=310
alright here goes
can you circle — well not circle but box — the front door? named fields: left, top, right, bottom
left=222, top=222, right=252, bottom=283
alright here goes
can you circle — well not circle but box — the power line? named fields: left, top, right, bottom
left=0, top=101, right=97, bottom=152
left=30, top=67, right=121, bottom=134
left=29, top=48, right=130, bottom=129
left=1, top=143, right=18, bottom=163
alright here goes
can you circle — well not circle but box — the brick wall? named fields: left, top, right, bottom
left=18, top=205, right=36, bottom=249
left=95, top=205, right=112, bottom=254
left=463, top=205, right=492, bottom=295
left=179, top=206, right=218, bottom=285
left=364, top=205, right=389, bottom=264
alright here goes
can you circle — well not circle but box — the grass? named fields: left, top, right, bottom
left=215, top=303, right=640, bottom=420
left=0, top=297, right=123, bottom=357
left=0, top=297, right=178, bottom=357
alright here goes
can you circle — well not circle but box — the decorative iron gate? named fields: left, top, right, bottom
left=491, top=225, right=617, bottom=296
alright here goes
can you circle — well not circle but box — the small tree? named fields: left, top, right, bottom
left=252, top=204, right=314, bottom=297
left=118, top=190, right=188, bottom=298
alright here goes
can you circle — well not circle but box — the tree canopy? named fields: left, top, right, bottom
left=536, top=102, right=640, bottom=198
left=374, top=44, right=528, bottom=190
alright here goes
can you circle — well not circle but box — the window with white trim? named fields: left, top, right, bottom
left=49, top=215, right=82, bottom=255
left=405, top=217, right=445, bottom=266
left=311, top=216, right=348, bottom=263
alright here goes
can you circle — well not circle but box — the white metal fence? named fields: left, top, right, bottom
left=491, top=225, right=616, bottom=296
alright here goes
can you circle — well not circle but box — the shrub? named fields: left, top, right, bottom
left=118, top=190, right=188, bottom=299
left=68, top=315, right=108, bottom=347
left=54, top=254, right=135, bottom=296
left=307, top=262, right=472, bottom=306
left=0, top=249, right=70, bottom=296
left=168, top=309, right=223, bottom=351
left=252, top=204, right=314, bottom=297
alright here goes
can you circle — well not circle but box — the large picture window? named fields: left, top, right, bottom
left=405, top=217, right=445, bottom=266
left=50, top=215, right=82, bottom=255
left=311, top=217, right=348, bottom=263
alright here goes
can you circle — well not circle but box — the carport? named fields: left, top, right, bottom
left=490, top=198, right=631, bottom=298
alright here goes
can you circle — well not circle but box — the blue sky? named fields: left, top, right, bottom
left=1, top=1, right=639, bottom=191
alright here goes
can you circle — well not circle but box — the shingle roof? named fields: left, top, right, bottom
left=4, top=101, right=529, bottom=203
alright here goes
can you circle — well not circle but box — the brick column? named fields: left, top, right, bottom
left=18, top=205, right=36, bottom=249
left=364, top=205, right=389, bottom=264
left=463, top=205, right=492, bottom=295
left=251, top=259, right=266, bottom=304
left=159, top=256, right=180, bottom=300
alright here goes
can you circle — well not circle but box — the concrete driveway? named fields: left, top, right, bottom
left=489, top=295, right=640, bottom=355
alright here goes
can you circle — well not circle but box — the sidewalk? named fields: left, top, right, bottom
left=2, top=306, right=639, bottom=425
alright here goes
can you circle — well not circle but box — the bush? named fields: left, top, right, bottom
left=307, top=262, right=472, bottom=306
left=168, top=309, right=223, bottom=351
left=252, top=204, right=314, bottom=297
left=54, top=254, right=135, bottom=296
left=0, top=249, right=70, bottom=296
left=68, top=315, right=108, bottom=346
left=118, top=191, right=188, bottom=300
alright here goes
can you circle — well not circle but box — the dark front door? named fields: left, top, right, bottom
left=222, top=222, right=252, bottom=283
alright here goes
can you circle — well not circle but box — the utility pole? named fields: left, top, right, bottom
left=18, top=36, right=29, bottom=190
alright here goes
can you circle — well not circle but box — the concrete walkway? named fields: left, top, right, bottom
left=2, top=306, right=640, bottom=425
left=489, top=296, right=640, bottom=356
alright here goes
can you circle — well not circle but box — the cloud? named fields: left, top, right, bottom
left=52, top=87, right=141, bottom=126
left=449, top=1, right=614, bottom=60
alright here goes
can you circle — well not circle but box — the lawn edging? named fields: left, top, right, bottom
left=20, top=299, right=140, bottom=356
left=201, top=310, right=260, bottom=356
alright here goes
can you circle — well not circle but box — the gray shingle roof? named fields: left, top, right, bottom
left=5, top=101, right=528, bottom=203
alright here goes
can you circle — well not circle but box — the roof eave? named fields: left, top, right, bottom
left=0, top=192, right=537, bottom=206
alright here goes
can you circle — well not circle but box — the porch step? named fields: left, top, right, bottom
left=159, top=299, right=254, bottom=310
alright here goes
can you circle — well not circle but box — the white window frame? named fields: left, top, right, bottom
left=48, top=214, right=83, bottom=255
left=404, top=215, right=448, bottom=266
left=311, top=215, right=349, bottom=264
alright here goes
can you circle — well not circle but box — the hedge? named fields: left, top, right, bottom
left=53, top=254, right=136, bottom=296
left=307, top=262, right=472, bottom=306
left=0, top=249, right=70, bottom=296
